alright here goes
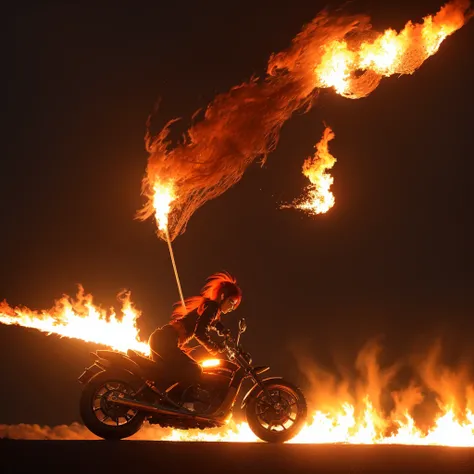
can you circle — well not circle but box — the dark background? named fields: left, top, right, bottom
left=1, top=0, right=473, bottom=426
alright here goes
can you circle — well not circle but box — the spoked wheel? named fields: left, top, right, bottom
left=246, top=380, right=307, bottom=443
left=80, top=370, right=145, bottom=440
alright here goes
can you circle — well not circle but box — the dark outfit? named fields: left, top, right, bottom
left=148, top=299, right=222, bottom=387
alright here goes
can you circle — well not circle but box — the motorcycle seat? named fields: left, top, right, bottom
left=127, top=349, right=162, bottom=373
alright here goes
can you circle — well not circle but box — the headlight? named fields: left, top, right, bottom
left=201, top=359, right=221, bottom=368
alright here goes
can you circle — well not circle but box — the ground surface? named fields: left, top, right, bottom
left=1, top=440, right=473, bottom=474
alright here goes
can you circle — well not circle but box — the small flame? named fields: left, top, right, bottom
left=152, top=182, right=176, bottom=232
left=201, top=359, right=221, bottom=368
left=284, top=126, right=336, bottom=215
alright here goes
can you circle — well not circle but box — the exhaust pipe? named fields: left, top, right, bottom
left=108, top=393, right=218, bottom=423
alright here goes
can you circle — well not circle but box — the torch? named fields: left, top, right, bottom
left=164, top=226, right=186, bottom=310
left=152, top=183, right=186, bottom=310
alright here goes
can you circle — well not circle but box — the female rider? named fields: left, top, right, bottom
left=148, top=272, right=242, bottom=399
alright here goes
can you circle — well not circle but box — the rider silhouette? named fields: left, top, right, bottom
left=148, top=272, right=242, bottom=400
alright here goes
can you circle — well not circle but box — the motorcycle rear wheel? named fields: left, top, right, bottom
left=246, top=380, right=307, bottom=443
left=80, top=369, right=146, bottom=440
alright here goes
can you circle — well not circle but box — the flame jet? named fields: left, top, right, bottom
left=137, top=1, right=471, bottom=240
left=0, top=287, right=150, bottom=355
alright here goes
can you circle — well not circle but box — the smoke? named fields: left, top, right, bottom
left=0, top=422, right=99, bottom=440
left=136, top=1, right=471, bottom=241
left=0, top=422, right=173, bottom=441
left=0, top=421, right=255, bottom=442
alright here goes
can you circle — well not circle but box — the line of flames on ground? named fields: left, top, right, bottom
left=0, top=288, right=473, bottom=445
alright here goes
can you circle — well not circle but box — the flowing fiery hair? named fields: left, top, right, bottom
left=171, top=272, right=242, bottom=321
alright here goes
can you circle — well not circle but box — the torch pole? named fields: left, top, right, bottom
left=164, top=227, right=186, bottom=311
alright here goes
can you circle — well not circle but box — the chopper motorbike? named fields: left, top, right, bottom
left=78, top=318, right=307, bottom=443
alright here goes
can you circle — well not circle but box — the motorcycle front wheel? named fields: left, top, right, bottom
left=80, top=369, right=146, bottom=440
left=246, top=380, right=307, bottom=443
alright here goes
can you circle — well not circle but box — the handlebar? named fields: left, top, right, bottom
left=221, top=334, right=252, bottom=366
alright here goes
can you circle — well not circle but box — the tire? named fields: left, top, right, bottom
left=80, top=369, right=146, bottom=440
left=246, top=380, right=307, bottom=443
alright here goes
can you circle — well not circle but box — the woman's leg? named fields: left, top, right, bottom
left=148, top=325, right=202, bottom=386
left=168, top=347, right=203, bottom=387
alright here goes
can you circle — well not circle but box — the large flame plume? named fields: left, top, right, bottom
left=1, top=294, right=473, bottom=445
left=283, top=126, right=337, bottom=215
left=0, top=287, right=150, bottom=356
left=137, top=0, right=471, bottom=240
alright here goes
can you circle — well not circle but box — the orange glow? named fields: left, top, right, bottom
left=201, top=359, right=221, bottom=368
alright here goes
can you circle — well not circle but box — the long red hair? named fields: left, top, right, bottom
left=171, top=271, right=242, bottom=321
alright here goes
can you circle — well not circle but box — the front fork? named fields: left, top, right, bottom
left=231, top=350, right=277, bottom=404
left=250, top=370, right=275, bottom=402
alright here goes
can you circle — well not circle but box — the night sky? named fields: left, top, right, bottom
left=1, top=0, right=473, bottom=426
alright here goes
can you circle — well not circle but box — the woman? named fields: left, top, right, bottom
left=148, top=271, right=242, bottom=394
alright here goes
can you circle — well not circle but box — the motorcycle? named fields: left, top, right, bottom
left=78, top=318, right=307, bottom=443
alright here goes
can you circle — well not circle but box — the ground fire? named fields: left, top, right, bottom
left=0, top=292, right=473, bottom=446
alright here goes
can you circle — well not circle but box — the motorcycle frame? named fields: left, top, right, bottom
left=78, top=324, right=280, bottom=424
